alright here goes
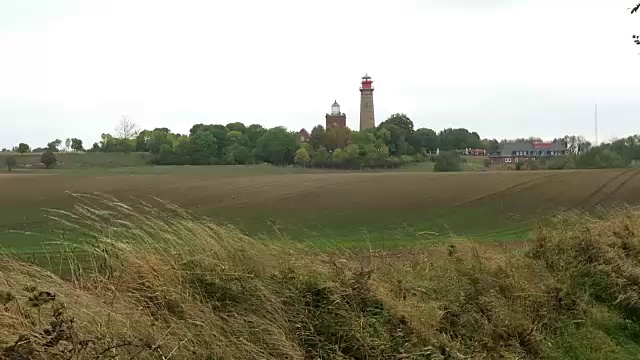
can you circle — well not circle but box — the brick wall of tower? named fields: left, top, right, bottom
left=359, top=89, right=375, bottom=130
left=326, top=114, right=347, bottom=129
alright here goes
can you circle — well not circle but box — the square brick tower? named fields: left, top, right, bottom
left=359, top=73, right=375, bottom=130
left=325, top=100, right=347, bottom=129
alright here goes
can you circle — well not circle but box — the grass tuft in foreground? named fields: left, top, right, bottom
left=1, top=194, right=640, bottom=359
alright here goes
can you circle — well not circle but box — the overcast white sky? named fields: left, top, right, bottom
left=0, top=0, right=638, bottom=149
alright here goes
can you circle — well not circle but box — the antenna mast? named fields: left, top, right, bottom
left=595, top=104, right=599, bottom=146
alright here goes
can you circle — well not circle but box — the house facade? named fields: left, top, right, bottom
left=464, top=148, right=487, bottom=156
left=489, top=141, right=568, bottom=165
left=298, top=128, right=310, bottom=142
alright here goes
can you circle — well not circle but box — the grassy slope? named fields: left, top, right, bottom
left=1, top=167, right=640, bottom=252
left=0, top=152, right=153, bottom=168
left=1, top=198, right=639, bottom=359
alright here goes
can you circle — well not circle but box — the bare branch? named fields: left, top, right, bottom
left=115, top=115, right=141, bottom=139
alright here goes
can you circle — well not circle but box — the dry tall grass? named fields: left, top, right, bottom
left=1, top=194, right=640, bottom=359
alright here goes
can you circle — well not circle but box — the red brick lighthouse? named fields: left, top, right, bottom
left=325, top=100, right=347, bottom=129
left=359, top=73, right=375, bottom=130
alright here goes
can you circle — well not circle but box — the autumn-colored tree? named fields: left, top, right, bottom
left=294, top=148, right=310, bottom=167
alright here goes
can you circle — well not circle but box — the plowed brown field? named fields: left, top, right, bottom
left=2, top=168, right=640, bottom=250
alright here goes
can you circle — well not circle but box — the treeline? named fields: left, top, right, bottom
left=89, top=114, right=489, bottom=169
left=513, top=135, right=640, bottom=171
left=1, top=138, right=84, bottom=154
left=577, top=135, right=640, bottom=168
left=6, top=113, right=640, bottom=171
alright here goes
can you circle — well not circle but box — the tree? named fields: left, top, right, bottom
left=156, top=144, right=176, bottom=165
left=225, top=144, right=252, bottom=165
left=344, top=144, right=363, bottom=169
left=515, top=162, right=523, bottom=171
left=482, top=139, right=500, bottom=154
left=226, top=122, right=247, bottom=133
left=255, top=127, right=298, bottom=166
left=312, top=147, right=330, bottom=167
left=16, top=143, right=30, bottom=155
left=148, top=129, right=173, bottom=155
left=5, top=156, right=16, bottom=171
left=309, top=125, right=326, bottom=150
left=226, top=130, right=249, bottom=147
left=332, top=148, right=346, bottom=167
left=324, top=127, right=351, bottom=151
left=434, top=151, right=463, bottom=172
left=351, top=130, right=377, bottom=147
left=363, top=144, right=378, bottom=168
left=378, top=113, right=415, bottom=156
left=118, top=138, right=136, bottom=154
left=409, top=128, right=439, bottom=154
left=376, top=144, right=391, bottom=165
left=47, top=139, right=62, bottom=152
left=246, top=124, right=267, bottom=146
left=438, top=128, right=482, bottom=151
left=65, top=138, right=71, bottom=152
left=561, top=135, right=590, bottom=154
left=99, top=133, right=116, bottom=152
left=190, top=130, right=218, bottom=165
left=577, top=147, right=627, bottom=169
left=294, top=148, right=310, bottom=167
left=380, top=113, right=414, bottom=135
left=173, top=136, right=192, bottom=164
left=633, top=3, right=639, bottom=45
left=41, top=151, right=57, bottom=168
left=115, top=115, right=141, bottom=139
left=70, top=138, right=84, bottom=152
left=196, top=125, right=229, bottom=161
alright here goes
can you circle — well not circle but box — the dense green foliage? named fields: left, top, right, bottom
left=70, top=138, right=84, bottom=152
left=433, top=151, right=463, bottom=172
left=78, top=113, right=489, bottom=168
left=7, top=111, right=640, bottom=170
left=46, top=139, right=62, bottom=152
left=516, top=135, right=640, bottom=171
left=40, top=151, right=57, bottom=168
left=16, top=143, right=30, bottom=155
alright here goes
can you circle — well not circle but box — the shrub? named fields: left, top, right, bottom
left=528, top=161, right=541, bottom=170
left=434, top=151, right=462, bottom=172
left=386, top=155, right=400, bottom=168
left=40, top=151, right=57, bottom=168
left=4, top=156, right=17, bottom=171
left=547, top=156, right=576, bottom=170
left=529, top=208, right=640, bottom=321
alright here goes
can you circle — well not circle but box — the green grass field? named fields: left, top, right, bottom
left=2, top=165, right=640, bottom=253
left=0, top=151, right=153, bottom=169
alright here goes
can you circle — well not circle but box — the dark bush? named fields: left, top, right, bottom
left=434, top=151, right=462, bottom=172
left=41, top=151, right=57, bottom=168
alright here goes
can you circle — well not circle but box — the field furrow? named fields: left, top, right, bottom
left=3, top=167, right=640, bottom=250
